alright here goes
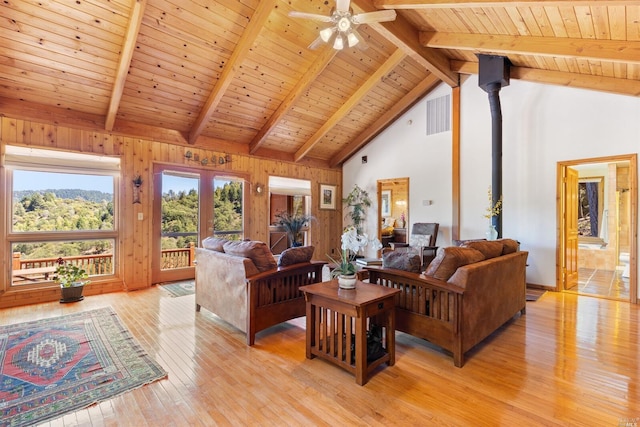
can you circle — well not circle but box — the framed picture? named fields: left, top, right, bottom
left=319, top=184, right=336, bottom=210
left=381, top=190, right=391, bottom=217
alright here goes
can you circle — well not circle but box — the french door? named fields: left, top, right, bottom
left=151, top=164, right=247, bottom=284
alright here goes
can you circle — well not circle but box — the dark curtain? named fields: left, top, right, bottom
left=586, top=182, right=598, bottom=237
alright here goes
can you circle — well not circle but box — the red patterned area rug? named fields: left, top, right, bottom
left=0, top=307, right=167, bottom=427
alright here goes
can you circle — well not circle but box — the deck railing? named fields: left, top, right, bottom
left=11, top=242, right=196, bottom=284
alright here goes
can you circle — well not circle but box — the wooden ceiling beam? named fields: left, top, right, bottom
left=330, top=72, right=441, bottom=167
left=105, top=0, right=147, bottom=131
left=294, top=49, right=407, bottom=162
left=249, top=46, right=337, bottom=154
left=188, top=0, right=277, bottom=145
left=376, top=0, right=640, bottom=8
left=351, top=0, right=459, bottom=87
left=452, top=60, right=640, bottom=97
left=422, top=32, right=640, bottom=65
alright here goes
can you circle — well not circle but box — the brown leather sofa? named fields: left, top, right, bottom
left=367, top=239, right=528, bottom=367
left=195, top=238, right=325, bottom=345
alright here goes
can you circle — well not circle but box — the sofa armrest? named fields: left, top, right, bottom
left=246, top=260, right=326, bottom=345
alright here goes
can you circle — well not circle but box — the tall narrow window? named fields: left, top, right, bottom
left=6, top=146, right=119, bottom=288
left=213, top=177, right=244, bottom=240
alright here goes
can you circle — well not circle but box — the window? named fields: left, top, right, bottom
left=6, top=146, right=119, bottom=289
left=213, top=176, right=244, bottom=240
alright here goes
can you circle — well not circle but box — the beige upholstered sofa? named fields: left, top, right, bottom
left=367, top=239, right=528, bottom=367
left=195, top=237, right=325, bottom=345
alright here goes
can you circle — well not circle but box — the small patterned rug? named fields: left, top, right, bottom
left=526, top=289, right=547, bottom=302
left=160, top=280, right=195, bottom=297
left=0, top=307, right=167, bottom=427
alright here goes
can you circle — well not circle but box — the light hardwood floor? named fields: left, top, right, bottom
left=3, top=285, right=639, bottom=426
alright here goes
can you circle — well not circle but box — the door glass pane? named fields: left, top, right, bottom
left=213, top=177, right=243, bottom=241
left=161, top=172, right=199, bottom=270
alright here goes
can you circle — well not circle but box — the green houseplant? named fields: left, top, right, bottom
left=275, top=212, right=314, bottom=247
left=53, top=258, right=90, bottom=303
left=343, top=184, right=372, bottom=235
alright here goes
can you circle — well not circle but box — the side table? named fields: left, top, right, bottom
left=299, top=280, right=400, bottom=385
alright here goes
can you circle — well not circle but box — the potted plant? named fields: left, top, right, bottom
left=275, top=211, right=314, bottom=247
left=328, top=226, right=381, bottom=289
left=343, top=185, right=372, bottom=235
left=53, top=258, right=90, bottom=303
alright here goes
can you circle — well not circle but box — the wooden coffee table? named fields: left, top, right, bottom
left=299, top=280, right=400, bottom=385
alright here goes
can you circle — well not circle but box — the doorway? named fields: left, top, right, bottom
left=377, top=178, right=410, bottom=249
left=151, top=164, right=248, bottom=284
left=557, top=154, right=637, bottom=303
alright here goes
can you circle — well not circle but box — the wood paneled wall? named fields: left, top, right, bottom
left=0, top=117, right=341, bottom=308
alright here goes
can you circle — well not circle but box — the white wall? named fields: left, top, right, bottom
left=343, top=75, right=640, bottom=289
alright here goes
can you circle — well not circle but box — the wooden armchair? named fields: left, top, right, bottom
left=390, top=222, right=439, bottom=267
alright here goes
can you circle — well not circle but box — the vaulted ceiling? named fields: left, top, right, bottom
left=2, top=1, right=639, bottom=168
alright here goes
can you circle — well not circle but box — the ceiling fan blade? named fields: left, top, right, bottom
left=308, top=35, right=326, bottom=50
left=336, top=0, right=350, bottom=13
left=351, top=10, right=397, bottom=25
left=352, top=30, right=369, bottom=50
left=288, top=11, right=333, bottom=23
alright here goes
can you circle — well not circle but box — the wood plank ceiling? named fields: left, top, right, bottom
left=2, top=1, right=640, bottom=168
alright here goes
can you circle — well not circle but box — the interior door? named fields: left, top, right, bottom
left=564, top=167, right=579, bottom=290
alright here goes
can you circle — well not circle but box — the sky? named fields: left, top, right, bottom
left=13, top=171, right=222, bottom=195
left=13, top=171, right=114, bottom=193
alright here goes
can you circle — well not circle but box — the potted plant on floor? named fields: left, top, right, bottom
left=53, top=258, right=90, bottom=303
left=275, top=211, right=315, bottom=247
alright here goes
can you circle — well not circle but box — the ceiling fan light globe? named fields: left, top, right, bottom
left=347, top=32, right=359, bottom=47
left=337, top=17, right=351, bottom=32
left=333, top=35, right=344, bottom=50
left=320, top=27, right=334, bottom=42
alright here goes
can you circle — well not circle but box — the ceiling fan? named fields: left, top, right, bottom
left=289, top=0, right=396, bottom=50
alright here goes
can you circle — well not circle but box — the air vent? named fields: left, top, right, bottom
left=426, top=94, right=451, bottom=136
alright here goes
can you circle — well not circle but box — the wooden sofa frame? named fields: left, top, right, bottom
left=195, top=246, right=325, bottom=345
left=366, top=250, right=528, bottom=367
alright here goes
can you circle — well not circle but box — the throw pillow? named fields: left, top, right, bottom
left=382, top=250, right=421, bottom=273
left=222, top=240, right=277, bottom=273
left=278, top=245, right=315, bottom=267
left=383, top=217, right=395, bottom=227
left=498, top=238, right=519, bottom=254
left=461, top=240, right=503, bottom=259
left=409, top=234, right=431, bottom=248
left=424, top=246, right=485, bottom=281
left=202, top=236, right=227, bottom=252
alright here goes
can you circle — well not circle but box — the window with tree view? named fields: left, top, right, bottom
left=6, top=146, right=118, bottom=288
left=213, top=177, right=244, bottom=240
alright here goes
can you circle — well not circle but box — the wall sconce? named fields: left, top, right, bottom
left=255, top=183, right=264, bottom=195
left=132, top=175, right=142, bottom=204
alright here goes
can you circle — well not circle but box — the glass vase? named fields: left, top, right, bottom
left=486, top=224, right=498, bottom=241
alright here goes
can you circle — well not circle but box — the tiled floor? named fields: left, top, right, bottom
left=566, top=267, right=630, bottom=300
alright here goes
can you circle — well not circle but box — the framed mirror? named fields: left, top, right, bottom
left=268, top=176, right=312, bottom=254
left=377, top=178, right=409, bottom=249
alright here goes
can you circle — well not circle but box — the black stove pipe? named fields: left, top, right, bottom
left=478, top=54, right=510, bottom=239
left=487, top=82, right=503, bottom=238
